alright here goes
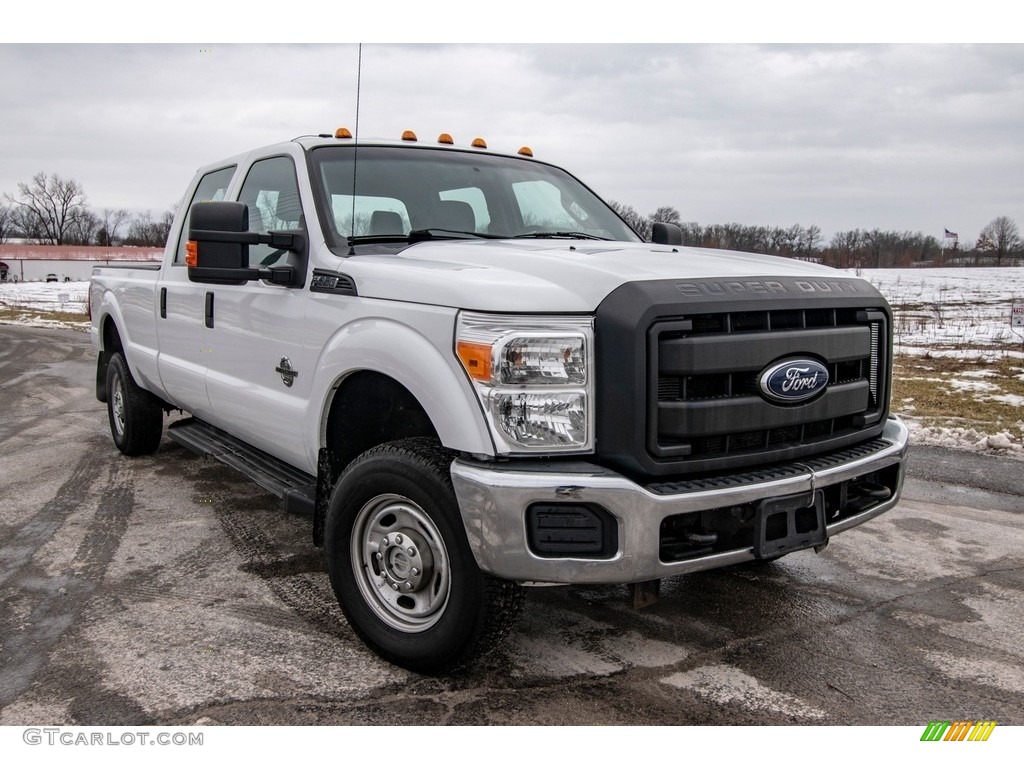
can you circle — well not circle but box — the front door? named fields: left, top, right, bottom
left=201, top=153, right=318, bottom=473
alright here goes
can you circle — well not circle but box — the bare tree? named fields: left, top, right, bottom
left=65, top=209, right=101, bottom=245
left=125, top=206, right=177, bottom=247
left=649, top=206, right=682, bottom=226
left=0, top=203, right=13, bottom=244
left=97, top=208, right=131, bottom=246
left=5, top=172, right=91, bottom=245
left=975, top=216, right=1021, bottom=266
left=607, top=200, right=651, bottom=240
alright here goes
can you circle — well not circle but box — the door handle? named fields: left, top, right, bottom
left=205, top=292, right=214, bottom=329
left=160, top=287, right=167, bottom=319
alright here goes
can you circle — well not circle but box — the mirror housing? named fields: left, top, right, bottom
left=651, top=222, right=683, bottom=246
left=187, top=201, right=305, bottom=287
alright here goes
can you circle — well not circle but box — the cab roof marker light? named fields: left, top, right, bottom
left=335, top=127, right=353, bottom=139
left=438, top=133, right=455, bottom=145
left=518, top=146, right=534, bottom=157
left=471, top=137, right=487, bottom=148
left=401, top=130, right=418, bottom=142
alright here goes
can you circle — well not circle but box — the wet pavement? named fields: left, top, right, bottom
left=0, top=324, right=1021, bottom=725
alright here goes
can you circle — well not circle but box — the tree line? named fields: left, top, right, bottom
left=3, top=171, right=1020, bottom=267
left=0, top=172, right=175, bottom=247
left=609, top=202, right=1023, bottom=268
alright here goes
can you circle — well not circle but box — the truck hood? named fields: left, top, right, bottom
left=343, top=239, right=867, bottom=313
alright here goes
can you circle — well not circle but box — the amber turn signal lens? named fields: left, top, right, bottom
left=185, top=240, right=198, bottom=267
left=456, top=341, right=493, bottom=382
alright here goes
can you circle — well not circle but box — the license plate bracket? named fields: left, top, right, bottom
left=754, top=490, right=826, bottom=559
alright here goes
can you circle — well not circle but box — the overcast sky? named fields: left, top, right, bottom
left=2, top=40, right=1022, bottom=245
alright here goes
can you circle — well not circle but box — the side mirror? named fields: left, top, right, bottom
left=187, top=201, right=305, bottom=287
left=651, top=222, right=683, bottom=246
left=188, top=202, right=249, bottom=276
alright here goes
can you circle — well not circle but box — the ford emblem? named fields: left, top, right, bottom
left=758, top=358, right=829, bottom=404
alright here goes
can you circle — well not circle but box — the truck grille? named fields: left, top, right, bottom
left=594, top=276, right=893, bottom=479
left=651, top=308, right=888, bottom=467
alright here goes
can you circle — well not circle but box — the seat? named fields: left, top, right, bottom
left=243, top=200, right=265, bottom=233
left=437, top=200, right=476, bottom=233
left=369, top=210, right=404, bottom=235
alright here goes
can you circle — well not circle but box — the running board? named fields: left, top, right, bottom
left=167, top=418, right=316, bottom=516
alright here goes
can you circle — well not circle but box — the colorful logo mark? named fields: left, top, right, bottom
left=920, top=721, right=997, bottom=742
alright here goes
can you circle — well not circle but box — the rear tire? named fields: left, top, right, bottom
left=324, top=438, right=523, bottom=673
left=106, top=352, right=163, bottom=456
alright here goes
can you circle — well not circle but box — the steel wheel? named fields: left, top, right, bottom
left=324, top=438, right=523, bottom=673
left=351, top=493, right=451, bottom=632
left=110, top=366, right=127, bottom=439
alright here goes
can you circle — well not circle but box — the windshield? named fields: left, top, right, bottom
left=309, top=145, right=642, bottom=247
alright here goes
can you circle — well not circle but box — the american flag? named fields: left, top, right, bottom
left=944, top=228, right=959, bottom=239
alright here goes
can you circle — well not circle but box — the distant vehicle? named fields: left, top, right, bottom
left=46, top=274, right=58, bottom=282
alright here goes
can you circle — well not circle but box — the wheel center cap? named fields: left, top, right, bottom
left=377, top=529, right=433, bottom=592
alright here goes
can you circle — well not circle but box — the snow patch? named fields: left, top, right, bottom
left=661, top=664, right=826, bottom=720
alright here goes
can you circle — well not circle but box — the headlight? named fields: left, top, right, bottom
left=456, top=312, right=594, bottom=454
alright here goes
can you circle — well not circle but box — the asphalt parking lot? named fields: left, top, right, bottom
left=1, top=324, right=1022, bottom=726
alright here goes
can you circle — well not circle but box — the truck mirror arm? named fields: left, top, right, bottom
left=189, top=228, right=305, bottom=253
left=186, top=265, right=296, bottom=286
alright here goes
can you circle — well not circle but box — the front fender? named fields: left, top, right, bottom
left=308, top=313, right=495, bottom=468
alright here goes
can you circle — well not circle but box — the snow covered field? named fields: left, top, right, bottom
left=856, top=268, right=1024, bottom=359
left=0, top=279, right=90, bottom=330
left=856, top=268, right=1024, bottom=459
left=2, top=270, right=1023, bottom=458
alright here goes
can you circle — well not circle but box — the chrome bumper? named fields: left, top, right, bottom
left=451, top=417, right=910, bottom=584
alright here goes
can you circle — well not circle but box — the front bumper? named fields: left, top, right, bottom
left=451, top=416, right=909, bottom=584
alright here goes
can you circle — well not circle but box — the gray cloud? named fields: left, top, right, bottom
left=1, top=43, right=1021, bottom=244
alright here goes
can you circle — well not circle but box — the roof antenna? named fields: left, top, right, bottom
left=348, top=42, right=363, bottom=256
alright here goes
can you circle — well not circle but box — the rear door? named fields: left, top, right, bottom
left=155, top=165, right=236, bottom=417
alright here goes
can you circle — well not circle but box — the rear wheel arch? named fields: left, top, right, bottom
left=96, top=314, right=125, bottom=402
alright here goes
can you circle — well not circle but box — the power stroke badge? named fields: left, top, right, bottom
left=758, top=358, right=829, bottom=404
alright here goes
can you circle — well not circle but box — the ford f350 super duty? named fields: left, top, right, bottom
left=90, top=129, right=909, bottom=672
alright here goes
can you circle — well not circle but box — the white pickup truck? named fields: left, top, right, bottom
left=90, top=129, right=909, bottom=672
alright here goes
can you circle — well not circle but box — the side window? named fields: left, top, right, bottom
left=237, top=156, right=304, bottom=267
left=512, top=179, right=582, bottom=232
left=173, top=166, right=235, bottom=264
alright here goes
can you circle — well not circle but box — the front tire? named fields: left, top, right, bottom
left=325, top=438, right=523, bottom=673
left=106, top=352, right=163, bottom=456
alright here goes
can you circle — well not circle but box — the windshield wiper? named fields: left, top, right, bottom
left=511, top=231, right=609, bottom=241
left=347, top=229, right=502, bottom=246
left=409, top=228, right=504, bottom=242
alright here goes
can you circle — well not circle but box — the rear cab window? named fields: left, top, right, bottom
left=173, top=166, right=236, bottom=265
